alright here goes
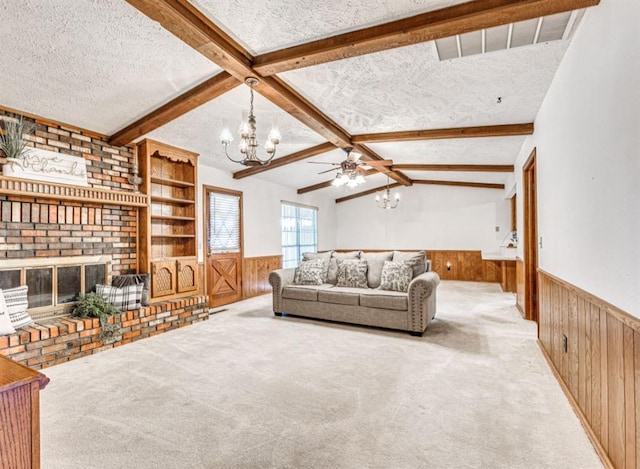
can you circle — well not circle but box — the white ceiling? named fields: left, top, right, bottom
left=0, top=0, right=589, bottom=201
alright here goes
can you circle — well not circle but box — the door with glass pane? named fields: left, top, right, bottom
left=205, top=186, right=243, bottom=308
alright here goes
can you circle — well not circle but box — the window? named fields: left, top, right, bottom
left=208, top=191, right=241, bottom=253
left=0, top=256, right=109, bottom=320
left=281, top=202, right=318, bottom=268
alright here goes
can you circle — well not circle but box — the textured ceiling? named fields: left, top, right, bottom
left=1, top=0, right=589, bottom=201
left=189, top=0, right=470, bottom=55
left=281, top=40, right=568, bottom=134
left=0, top=0, right=219, bottom=134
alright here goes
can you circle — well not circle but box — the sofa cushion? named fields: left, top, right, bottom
left=0, top=290, right=17, bottom=336
left=293, top=259, right=326, bottom=285
left=361, top=251, right=393, bottom=288
left=336, top=259, right=368, bottom=288
left=327, top=251, right=360, bottom=284
left=318, top=286, right=361, bottom=306
left=302, top=251, right=333, bottom=282
left=379, top=261, right=413, bottom=292
left=359, top=290, right=408, bottom=311
left=392, top=251, right=427, bottom=278
left=282, top=284, right=330, bottom=302
left=3, top=286, right=33, bottom=329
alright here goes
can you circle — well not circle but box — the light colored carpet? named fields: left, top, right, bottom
left=40, top=281, right=603, bottom=469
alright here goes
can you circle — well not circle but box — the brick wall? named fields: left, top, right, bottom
left=0, top=109, right=138, bottom=274
left=0, top=296, right=209, bottom=369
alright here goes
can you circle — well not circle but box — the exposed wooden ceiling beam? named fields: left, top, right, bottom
left=413, top=180, right=505, bottom=189
left=335, top=183, right=402, bottom=203
left=353, top=144, right=412, bottom=186
left=233, top=142, right=335, bottom=179
left=109, top=72, right=239, bottom=146
left=392, top=164, right=514, bottom=172
left=126, top=0, right=411, bottom=184
left=352, top=123, right=534, bottom=144
left=253, top=0, right=600, bottom=75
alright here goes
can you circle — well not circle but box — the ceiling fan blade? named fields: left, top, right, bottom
left=366, top=159, right=393, bottom=166
left=350, top=151, right=362, bottom=162
left=318, top=167, right=339, bottom=175
left=308, top=161, right=339, bottom=165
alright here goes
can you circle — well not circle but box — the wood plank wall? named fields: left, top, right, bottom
left=426, top=250, right=501, bottom=283
left=242, top=255, right=282, bottom=299
left=516, top=258, right=526, bottom=316
left=538, top=270, right=639, bottom=469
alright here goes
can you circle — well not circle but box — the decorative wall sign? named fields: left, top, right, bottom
left=2, top=148, right=88, bottom=186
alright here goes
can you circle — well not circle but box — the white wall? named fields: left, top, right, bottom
left=196, top=163, right=337, bottom=260
left=335, top=184, right=511, bottom=251
left=514, top=0, right=640, bottom=316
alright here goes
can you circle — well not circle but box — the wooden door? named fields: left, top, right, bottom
left=204, top=186, right=243, bottom=308
left=523, top=149, right=538, bottom=324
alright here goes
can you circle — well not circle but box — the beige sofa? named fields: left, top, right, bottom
left=268, top=251, right=440, bottom=336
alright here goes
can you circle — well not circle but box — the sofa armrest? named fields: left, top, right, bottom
left=407, top=271, right=440, bottom=334
left=269, top=268, right=296, bottom=313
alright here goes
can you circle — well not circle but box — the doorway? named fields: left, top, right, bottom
left=523, top=149, right=538, bottom=324
left=204, top=185, right=243, bottom=308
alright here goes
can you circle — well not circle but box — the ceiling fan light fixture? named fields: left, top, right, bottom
left=220, top=77, right=279, bottom=167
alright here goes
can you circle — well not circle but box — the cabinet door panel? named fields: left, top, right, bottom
left=177, top=259, right=198, bottom=293
left=152, top=261, right=176, bottom=297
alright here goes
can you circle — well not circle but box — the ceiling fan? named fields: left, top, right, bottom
left=308, top=148, right=393, bottom=175
left=308, top=148, right=393, bottom=188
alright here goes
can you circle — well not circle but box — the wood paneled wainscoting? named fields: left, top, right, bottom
left=538, top=270, right=639, bottom=469
left=242, top=255, right=282, bottom=299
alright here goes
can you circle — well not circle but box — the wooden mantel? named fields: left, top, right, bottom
left=0, top=175, right=149, bottom=207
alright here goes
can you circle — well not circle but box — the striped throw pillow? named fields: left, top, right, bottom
left=3, top=286, right=33, bottom=329
left=0, top=290, right=17, bottom=336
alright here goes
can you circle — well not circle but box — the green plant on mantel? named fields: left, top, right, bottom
left=71, top=293, right=122, bottom=343
left=0, top=115, right=35, bottom=160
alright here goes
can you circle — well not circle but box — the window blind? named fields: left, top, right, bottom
left=209, top=192, right=241, bottom=253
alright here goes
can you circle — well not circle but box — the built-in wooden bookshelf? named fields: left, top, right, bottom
left=137, top=139, right=199, bottom=300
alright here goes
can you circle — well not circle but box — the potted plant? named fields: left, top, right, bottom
left=71, top=293, right=122, bottom=343
left=0, top=115, right=35, bottom=170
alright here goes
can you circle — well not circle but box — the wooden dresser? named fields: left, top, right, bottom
left=0, top=354, right=49, bottom=469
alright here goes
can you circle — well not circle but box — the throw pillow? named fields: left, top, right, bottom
left=379, top=261, right=413, bottom=292
left=336, top=259, right=368, bottom=288
left=392, top=251, right=427, bottom=279
left=361, top=251, right=393, bottom=288
left=3, top=285, right=34, bottom=329
left=0, top=290, right=17, bottom=336
left=112, top=274, right=151, bottom=306
left=302, top=251, right=333, bottom=283
left=293, top=260, right=326, bottom=285
left=96, top=283, right=143, bottom=311
left=327, top=251, right=361, bottom=284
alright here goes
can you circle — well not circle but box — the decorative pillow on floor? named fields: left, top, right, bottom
left=0, top=290, right=17, bottom=336
left=293, top=260, right=326, bottom=285
left=3, top=285, right=34, bottom=329
left=111, top=274, right=151, bottom=306
left=302, top=251, right=333, bottom=283
left=362, top=251, right=393, bottom=288
left=392, top=251, right=427, bottom=278
left=327, top=251, right=361, bottom=284
left=379, top=261, right=413, bottom=292
left=336, top=259, right=368, bottom=288
left=96, top=283, right=143, bottom=311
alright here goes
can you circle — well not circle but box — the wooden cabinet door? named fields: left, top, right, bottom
left=177, top=258, right=198, bottom=293
left=152, top=260, right=176, bottom=297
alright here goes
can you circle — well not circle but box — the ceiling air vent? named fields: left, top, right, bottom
left=435, top=10, right=585, bottom=61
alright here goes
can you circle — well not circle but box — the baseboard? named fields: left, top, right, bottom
left=515, top=303, right=525, bottom=318
left=537, top=340, right=615, bottom=469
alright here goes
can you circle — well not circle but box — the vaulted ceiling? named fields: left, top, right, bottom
left=0, top=0, right=600, bottom=202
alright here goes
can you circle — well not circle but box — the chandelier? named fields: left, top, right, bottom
left=331, top=155, right=366, bottom=188
left=375, top=177, right=400, bottom=209
left=220, top=77, right=281, bottom=166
